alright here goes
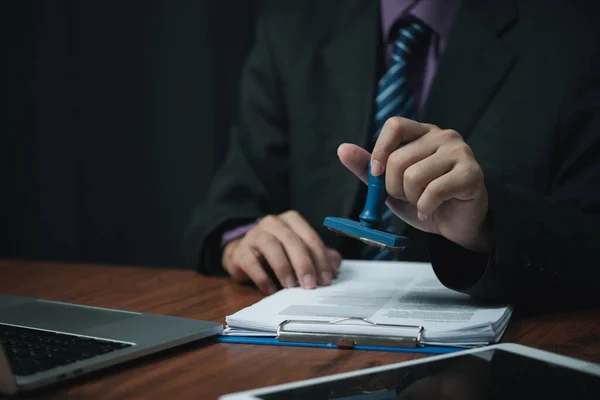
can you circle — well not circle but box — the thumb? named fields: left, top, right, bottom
left=337, top=143, right=371, bottom=184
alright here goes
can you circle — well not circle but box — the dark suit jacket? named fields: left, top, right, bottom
left=184, top=0, right=600, bottom=300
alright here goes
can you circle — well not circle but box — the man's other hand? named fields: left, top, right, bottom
left=221, top=210, right=341, bottom=294
left=338, top=117, right=491, bottom=253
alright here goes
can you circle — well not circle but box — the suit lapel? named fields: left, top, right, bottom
left=320, top=0, right=380, bottom=217
left=423, top=0, right=518, bottom=137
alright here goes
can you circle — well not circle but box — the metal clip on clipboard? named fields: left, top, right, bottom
left=276, top=317, right=424, bottom=349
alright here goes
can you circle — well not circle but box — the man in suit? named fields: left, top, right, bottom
left=184, top=0, right=600, bottom=300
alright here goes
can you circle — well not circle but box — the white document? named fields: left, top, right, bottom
left=224, top=260, right=513, bottom=347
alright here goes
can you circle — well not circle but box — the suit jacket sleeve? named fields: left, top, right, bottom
left=429, top=53, right=600, bottom=301
left=183, top=14, right=289, bottom=274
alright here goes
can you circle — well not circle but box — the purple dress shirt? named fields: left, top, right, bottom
left=221, top=0, right=462, bottom=247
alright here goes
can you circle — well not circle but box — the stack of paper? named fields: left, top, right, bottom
left=223, top=261, right=513, bottom=348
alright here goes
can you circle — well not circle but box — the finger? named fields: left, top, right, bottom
left=235, top=244, right=277, bottom=294
left=337, top=143, right=370, bottom=184
left=260, top=215, right=318, bottom=289
left=326, top=248, right=342, bottom=277
left=417, top=163, right=483, bottom=219
left=251, top=230, right=297, bottom=288
left=224, top=259, right=249, bottom=284
left=371, top=117, right=433, bottom=176
left=402, top=153, right=456, bottom=206
left=279, top=210, right=333, bottom=286
left=384, top=140, right=440, bottom=201
left=222, top=239, right=245, bottom=279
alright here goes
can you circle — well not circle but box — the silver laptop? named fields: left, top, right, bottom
left=0, top=294, right=222, bottom=395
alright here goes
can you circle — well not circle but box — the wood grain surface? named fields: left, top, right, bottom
left=1, top=259, right=599, bottom=399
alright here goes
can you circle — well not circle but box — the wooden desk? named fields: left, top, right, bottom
left=1, top=260, right=599, bottom=399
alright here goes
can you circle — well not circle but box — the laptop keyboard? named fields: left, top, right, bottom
left=0, top=323, right=133, bottom=376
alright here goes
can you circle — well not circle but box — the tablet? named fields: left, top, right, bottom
left=220, top=343, right=600, bottom=400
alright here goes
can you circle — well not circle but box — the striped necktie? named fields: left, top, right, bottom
left=363, top=21, right=429, bottom=260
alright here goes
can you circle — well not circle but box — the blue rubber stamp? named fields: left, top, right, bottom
left=324, top=165, right=410, bottom=251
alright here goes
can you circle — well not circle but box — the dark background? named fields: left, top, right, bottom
left=1, top=1, right=260, bottom=268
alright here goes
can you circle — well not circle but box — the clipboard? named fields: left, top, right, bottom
left=216, top=317, right=462, bottom=354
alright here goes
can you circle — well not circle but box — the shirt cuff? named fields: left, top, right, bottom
left=221, top=219, right=261, bottom=247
